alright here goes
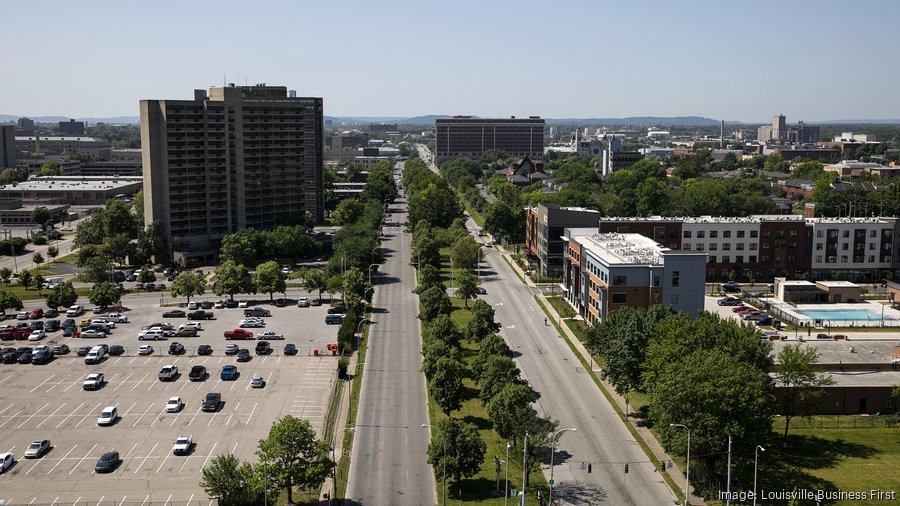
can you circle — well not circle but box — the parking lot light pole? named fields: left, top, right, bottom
left=753, top=445, right=765, bottom=506
left=368, top=263, right=379, bottom=286
left=548, top=428, right=576, bottom=505
left=355, top=318, right=369, bottom=352
left=670, top=423, right=691, bottom=506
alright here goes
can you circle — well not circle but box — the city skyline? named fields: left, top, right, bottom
left=3, top=0, right=900, bottom=122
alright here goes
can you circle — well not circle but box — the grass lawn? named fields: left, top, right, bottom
left=0, top=283, right=91, bottom=302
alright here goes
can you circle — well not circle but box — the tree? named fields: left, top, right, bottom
left=775, top=344, right=835, bottom=441
left=478, top=355, right=523, bottom=405
left=31, top=206, right=52, bottom=227
left=422, top=314, right=462, bottom=348
left=299, top=268, right=328, bottom=300
left=426, top=418, right=486, bottom=499
left=32, top=273, right=45, bottom=291
left=487, top=383, right=537, bottom=448
left=421, top=337, right=461, bottom=381
left=32, top=252, right=44, bottom=267
left=0, top=267, right=10, bottom=283
left=101, top=199, right=139, bottom=238
left=586, top=305, right=675, bottom=396
left=18, top=270, right=32, bottom=290
left=0, top=290, right=24, bottom=313
left=89, top=281, right=120, bottom=308
left=81, top=257, right=113, bottom=285
left=416, top=264, right=442, bottom=293
left=326, top=274, right=344, bottom=301
left=170, top=271, right=207, bottom=304
left=105, top=234, right=133, bottom=266
left=419, top=285, right=451, bottom=322
left=408, top=181, right=463, bottom=230
left=220, top=231, right=258, bottom=267
left=253, top=261, right=286, bottom=301
left=255, top=415, right=332, bottom=504
left=342, top=268, right=367, bottom=311
left=47, top=246, right=58, bottom=261
left=31, top=234, right=48, bottom=246
left=139, top=266, right=156, bottom=283
left=214, top=261, right=253, bottom=300
left=332, top=198, right=364, bottom=225
left=199, top=453, right=260, bottom=506
left=428, top=357, right=466, bottom=415
left=465, top=299, right=501, bottom=341
left=46, top=281, right=77, bottom=309
left=450, top=235, right=479, bottom=271
left=454, top=270, right=478, bottom=308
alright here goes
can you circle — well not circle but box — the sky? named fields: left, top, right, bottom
left=3, top=0, right=900, bottom=122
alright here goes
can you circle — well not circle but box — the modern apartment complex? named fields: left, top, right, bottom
left=435, top=116, right=544, bottom=159
left=141, top=84, right=324, bottom=265
left=525, top=203, right=602, bottom=279
left=562, top=230, right=707, bottom=324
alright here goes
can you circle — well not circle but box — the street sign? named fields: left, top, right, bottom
left=549, top=479, right=554, bottom=485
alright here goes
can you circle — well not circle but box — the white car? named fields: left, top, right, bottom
left=97, top=406, right=117, bottom=426
left=214, top=301, right=224, bottom=309
left=187, top=302, right=198, bottom=310
left=180, top=322, right=203, bottom=332
left=239, top=319, right=265, bottom=328
left=238, top=300, right=249, bottom=308
left=0, top=452, right=13, bottom=473
left=66, top=305, right=84, bottom=317
left=138, top=344, right=154, bottom=355
left=166, top=396, right=184, bottom=413
left=83, top=373, right=105, bottom=390
left=16, top=311, right=29, bottom=320
left=28, top=329, right=46, bottom=341
left=105, top=313, right=129, bottom=323
left=92, top=319, right=115, bottom=329
left=257, top=331, right=284, bottom=340
left=297, top=297, right=309, bottom=307
left=250, top=374, right=265, bottom=388
left=172, top=435, right=193, bottom=456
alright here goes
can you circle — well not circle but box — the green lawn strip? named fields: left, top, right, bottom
left=532, top=295, right=685, bottom=504
left=500, top=255, right=526, bottom=285
left=457, top=192, right=485, bottom=227
left=543, top=296, right=590, bottom=345
left=334, top=307, right=373, bottom=500
left=0, top=284, right=90, bottom=302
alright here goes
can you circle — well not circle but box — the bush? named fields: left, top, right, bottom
left=31, top=234, right=48, bottom=246
left=337, top=356, right=349, bottom=379
left=337, top=311, right=359, bottom=353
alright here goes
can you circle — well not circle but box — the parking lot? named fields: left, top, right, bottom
left=0, top=292, right=341, bottom=505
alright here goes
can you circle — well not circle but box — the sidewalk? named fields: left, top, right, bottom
left=493, top=243, right=705, bottom=506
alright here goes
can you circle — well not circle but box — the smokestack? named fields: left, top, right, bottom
left=720, top=120, right=725, bottom=148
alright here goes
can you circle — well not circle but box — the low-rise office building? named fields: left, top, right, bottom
left=15, top=136, right=111, bottom=160
left=562, top=230, right=706, bottom=324
left=0, top=176, right=142, bottom=205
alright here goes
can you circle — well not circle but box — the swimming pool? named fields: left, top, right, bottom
left=794, top=308, right=894, bottom=322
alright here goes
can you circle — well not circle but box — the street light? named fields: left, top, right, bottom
left=505, top=441, right=511, bottom=506
left=355, top=318, right=369, bottom=352
left=548, top=428, right=577, bottom=505
left=330, top=426, right=356, bottom=506
left=422, top=424, right=447, bottom=506
left=368, top=263, right=379, bottom=286
left=670, top=423, right=691, bottom=506
left=753, top=445, right=765, bottom=506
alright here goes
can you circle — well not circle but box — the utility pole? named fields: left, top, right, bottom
left=726, top=435, right=732, bottom=506
left=521, top=431, right=528, bottom=506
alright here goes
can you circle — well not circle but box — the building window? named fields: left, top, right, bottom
left=750, top=230, right=759, bottom=238
left=842, top=243, right=849, bottom=251
left=843, top=230, right=850, bottom=238
left=841, top=255, right=848, bottom=263
left=612, top=293, right=627, bottom=304
left=722, top=243, right=731, bottom=251
left=869, top=255, right=876, bottom=263
left=762, top=256, right=770, bottom=262
left=737, top=230, right=745, bottom=238
left=763, top=230, right=771, bottom=238
left=612, top=275, right=627, bottom=286
left=722, top=255, right=730, bottom=263
left=789, top=229, right=799, bottom=238
left=816, top=255, right=823, bottom=263
left=775, top=256, right=783, bottom=263
left=695, top=243, right=704, bottom=251
left=723, top=230, right=731, bottom=238
left=749, top=255, right=757, bottom=263
left=697, top=231, right=705, bottom=238
left=710, top=230, right=718, bottom=238
left=652, top=292, right=661, bottom=304
left=709, top=244, right=717, bottom=251
left=776, top=230, right=785, bottom=239
left=736, top=255, right=744, bottom=263
left=870, top=243, right=876, bottom=250
left=736, top=243, right=745, bottom=250
left=870, top=230, right=877, bottom=238
left=683, top=244, right=691, bottom=250
left=653, top=276, right=661, bottom=287
left=750, top=243, right=758, bottom=251
left=683, top=231, right=692, bottom=238
left=816, top=230, right=824, bottom=238
left=671, top=294, right=679, bottom=305
left=672, top=271, right=679, bottom=287
left=709, top=256, right=716, bottom=263
left=762, top=243, right=770, bottom=250
left=826, top=255, right=836, bottom=263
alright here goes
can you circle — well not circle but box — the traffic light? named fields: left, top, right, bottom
left=587, top=463, right=592, bottom=473
left=624, top=463, right=629, bottom=474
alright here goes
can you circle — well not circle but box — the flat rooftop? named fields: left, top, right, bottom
left=772, top=340, right=900, bottom=365
left=15, top=136, right=105, bottom=142
left=577, top=232, right=667, bottom=266
left=818, top=370, right=900, bottom=388
left=817, top=280, right=860, bottom=288
left=782, top=280, right=816, bottom=287
left=0, top=176, right=143, bottom=192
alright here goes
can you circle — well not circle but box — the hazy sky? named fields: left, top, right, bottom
left=3, top=0, right=899, bottom=122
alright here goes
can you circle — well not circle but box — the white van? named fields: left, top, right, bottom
left=66, top=305, right=84, bottom=317
left=84, top=345, right=107, bottom=364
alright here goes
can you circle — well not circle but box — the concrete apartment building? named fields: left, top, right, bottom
left=562, top=230, right=707, bottom=324
left=435, top=116, right=544, bottom=159
left=0, top=126, right=16, bottom=168
left=58, top=119, right=85, bottom=136
left=141, top=83, right=324, bottom=265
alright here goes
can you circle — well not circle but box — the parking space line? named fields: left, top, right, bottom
left=96, top=496, right=105, bottom=506
left=164, top=494, right=172, bottom=506
left=16, top=402, right=49, bottom=429
left=50, top=497, right=59, bottom=506
left=228, top=380, right=238, bottom=391
left=118, top=496, right=127, bottom=506
left=130, top=371, right=151, bottom=391
left=74, top=402, right=103, bottom=428
left=35, top=402, right=67, bottom=428
left=121, top=401, right=138, bottom=416
left=186, top=494, right=194, bottom=505
left=0, top=409, right=23, bottom=428
left=200, top=441, right=218, bottom=469
left=115, top=442, right=139, bottom=476
left=133, top=442, right=159, bottom=473
left=131, top=401, right=155, bottom=427
left=29, top=374, right=56, bottom=393
left=68, top=443, right=97, bottom=475
left=128, top=356, right=138, bottom=364
left=54, top=401, right=85, bottom=428
left=112, top=372, right=134, bottom=391
left=170, top=405, right=187, bottom=426
left=225, top=401, right=240, bottom=425
left=245, top=402, right=258, bottom=425
left=61, top=376, right=81, bottom=393
left=155, top=448, right=171, bottom=474
left=187, top=407, right=202, bottom=426
left=0, top=403, right=13, bottom=417
left=140, top=494, right=150, bottom=506
left=71, top=497, right=81, bottom=506
left=46, top=444, right=78, bottom=475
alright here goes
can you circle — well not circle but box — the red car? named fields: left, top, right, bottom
left=732, top=305, right=753, bottom=313
left=29, top=308, right=44, bottom=319
left=224, top=329, right=254, bottom=340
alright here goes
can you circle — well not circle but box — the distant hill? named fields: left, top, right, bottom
left=547, top=116, right=722, bottom=127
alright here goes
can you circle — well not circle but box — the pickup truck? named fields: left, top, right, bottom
left=224, top=329, right=254, bottom=340
left=187, top=310, right=214, bottom=320
left=189, top=365, right=207, bottom=381
left=158, top=365, right=178, bottom=381
left=172, top=435, right=193, bottom=456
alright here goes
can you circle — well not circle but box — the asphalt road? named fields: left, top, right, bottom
left=473, top=224, right=677, bottom=505
left=344, top=168, right=436, bottom=505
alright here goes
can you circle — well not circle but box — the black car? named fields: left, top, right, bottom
left=224, top=299, right=238, bottom=308
left=202, top=393, right=221, bottom=412
left=76, top=346, right=92, bottom=357
left=187, top=310, right=213, bottom=320
left=722, top=281, right=741, bottom=292
left=17, top=350, right=33, bottom=364
left=475, top=287, right=487, bottom=295
left=44, top=320, right=60, bottom=332
left=189, top=365, right=207, bottom=381
left=200, top=301, right=213, bottom=310
left=62, top=318, right=76, bottom=328
left=168, top=342, right=185, bottom=355
left=2, top=350, right=21, bottom=364
left=197, top=344, right=213, bottom=356
left=31, top=349, right=53, bottom=364
left=44, top=309, right=59, bottom=318
left=125, top=274, right=137, bottom=282
left=275, top=298, right=285, bottom=307
left=236, top=349, right=251, bottom=362
left=326, top=306, right=346, bottom=315
left=108, top=345, right=125, bottom=356
left=255, top=341, right=272, bottom=355
left=284, top=343, right=298, bottom=356
left=163, top=309, right=186, bottom=318
left=62, top=327, right=75, bottom=337
left=94, top=451, right=120, bottom=473
left=29, top=321, right=44, bottom=331
left=53, top=343, right=70, bottom=355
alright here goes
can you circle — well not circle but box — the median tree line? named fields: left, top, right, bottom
left=586, top=308, right=835, bottom=499
left=200, top=415, right=331, bottom=505
left=406, top=156, right=557, bottom=500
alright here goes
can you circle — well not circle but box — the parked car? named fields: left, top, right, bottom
left=187, top=302, right=198, bottom=310
left=97, top=406, right=118, bottom=426
left=224, top=329, right=254, bottom=340
left=284, top=343, right=298, bottom=356
left=224, top=299, right=238, bottom=308
left=325, top=314, right=344, bottom=325
left=163, top=309, right=186, bottom=318
left=257, top=331, right=284, bottom=340
left=200, top=301, right=213, bottom=310
left=166, top=396, right=184, bottom=413
left=202, top=393, right=221, bottom=412
left=29, top=321, right=44, bottom=331
left=250, top=374, right=265, bottom=388
left=138, top=330, right=165, bottom=341
left=44, top=309, right=59, bottom=318
left=105, top=314, right=129, bottom=323
left=52, top=343, right=69, bottom=355
left=66, top=305, right=84, bottom=317
left=76, top=346, right=91, bottom=357
left=24, top=439, right=50, bottom=459
left=17, top=350, right=33, bottom=364
left=239, top=319, right=265, bottom=328
left=94, top=451, right=120, bottom=473
left=29, top=308, right=44, bottom=319
left=197, top=344, right=213, bottom=356
left=16, top=311, right=29, bottom=320
left=236, top=349, right=251, bottom=362
left=0, top=452, right=14, bottom=473
left=717, top=297, right=743, bottom=306
left=83, top=373, right=105, bottom=390
left=108, top=345, right=125, bottom=356
left=275, top=298, right=286, bottom=307
left=187, top=310, right=214, bottom=320
left=220, top=365, right=238, bottom=380
left=138, top=344, right=154, bottom=355
left=297, top=297, right=309, bottom=307
left=172, top=435, right=194, bottom=456
left=28, top=329, right=46, bottom=341
left=31, top=348, right=53, bottom=364
left=158, top=365, right=179, bottom=381
left=180, top=322, right=203, bottom=331
left=255, top=341, right=272, bottom=355
left=189, top=365, right=207, bottom=381
left=175, top=327, right=197, bottom=337
left=224, top=344, right=239, bottom=355
left=237, top=300, right=249, bottom=308
left=722, top=281, right=741, bottom=292
left=168, top=342, right=185, bottom=355
left=243, top=307, right=271, bottom=317
left=755, top=317, right=774, bottom=326
left=310, top=297, right=321, bottom=306
left=44, top=320, right=60, bottom=332
left=80, top=329, right=106, bottom=339
left=214, top=301, right=225, bottom=309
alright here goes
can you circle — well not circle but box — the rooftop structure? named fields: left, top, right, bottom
left=0, top=176, right=142, bottom=205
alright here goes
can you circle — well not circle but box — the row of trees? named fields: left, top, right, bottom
left=586, top=308, right=834, bottom=496
left=218, top=224, right=318, bottom=267
left=200, top=415, right=331, bottom=505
